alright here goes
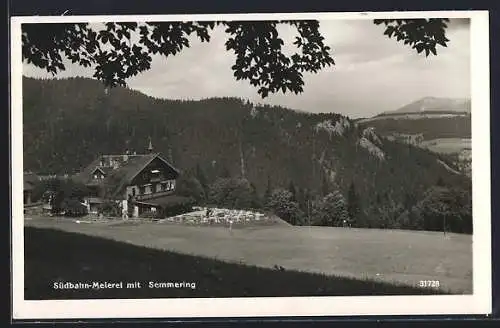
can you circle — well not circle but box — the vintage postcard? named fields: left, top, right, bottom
left=10, top=10, right=491, bottom=319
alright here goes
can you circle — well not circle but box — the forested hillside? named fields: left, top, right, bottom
left=23, top=77, right=472, bottom=232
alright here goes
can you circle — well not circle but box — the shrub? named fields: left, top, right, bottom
left=176, top=175, right=206, bottom=203
left=62, top=199, right=88, bottom=217
left=160, top=197, right=196, bottom=217
left=267, top=189, right=303, bottom=225
left=97, top=201, right=120, bottom=217
left=208, top=178, right=258, bottom=209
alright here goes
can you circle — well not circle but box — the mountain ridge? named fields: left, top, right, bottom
left=381, top=96, right=471, bottom=116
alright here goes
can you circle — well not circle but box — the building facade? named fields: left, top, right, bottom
left=74, top=149, right=182, bottom=218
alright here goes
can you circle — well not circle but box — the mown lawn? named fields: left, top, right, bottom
left=24, top=227, right=444, bottom=299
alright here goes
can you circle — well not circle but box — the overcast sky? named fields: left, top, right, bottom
left=23, top=18, right=470, bottom=118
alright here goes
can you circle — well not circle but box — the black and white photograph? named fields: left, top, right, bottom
left=11, top=11, right=491, bottom=319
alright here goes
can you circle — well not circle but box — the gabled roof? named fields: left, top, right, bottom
left=91, top=167, right=107, bottom=175
left=74, top=153, right=180, bottom=198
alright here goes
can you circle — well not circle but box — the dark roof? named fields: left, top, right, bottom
left=92, top=167, right=107, bottom=175
left=74, top=153, right=179, bottom=198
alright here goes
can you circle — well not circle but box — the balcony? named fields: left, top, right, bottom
left=135, top=190, right=174, bottom=201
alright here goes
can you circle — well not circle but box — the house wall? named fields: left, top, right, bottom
left=120, top=157, right=178, bottom=201
left=124, top=179, right=176, bottom=201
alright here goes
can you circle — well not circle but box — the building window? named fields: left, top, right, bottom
left=139, top=186, right=145, bottom=195
left=171, top=180, right=176, bottom=190
left=132, top=188, right=136, bottom=196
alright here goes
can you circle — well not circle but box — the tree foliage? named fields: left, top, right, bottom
left=22, top=21, right=333, bottom=98
left=313, top=190, right=349, bottom=226
left=412, top=186, right=472, bottom=233
left=208, top=177, right=257, bottom=209
left=374, top=19, right=450, bottom=57
left=176, top=174, right=206, bottom=203
left=347, top=181, right=360, bottom=224
left=38, top=177, right=89, bottom=214
left=22, top=19, right=449, bottom=98
left=267, top=188, right=303, bottom=225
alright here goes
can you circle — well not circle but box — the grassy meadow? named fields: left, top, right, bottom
left=23, top=217, right=472, bottom=299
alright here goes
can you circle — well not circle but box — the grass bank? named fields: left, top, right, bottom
left=24, top=227, right=444, bottom=299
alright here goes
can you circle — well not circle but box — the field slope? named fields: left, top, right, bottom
left=24, top=226, right=448, bottom=299
left=25, top=217, right=472, bottom=297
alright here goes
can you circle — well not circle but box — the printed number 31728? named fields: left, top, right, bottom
left=418, top=280, right=440, bottom=288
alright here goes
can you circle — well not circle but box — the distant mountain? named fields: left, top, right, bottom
left=22, top=77, right=471, bottom=228
left=382, top=97, right=471, bottom=115
left=356, top=97, right=472, bottom=177
left=357, top=96, right=471, bottom=140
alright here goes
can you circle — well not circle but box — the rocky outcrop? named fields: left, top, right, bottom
left=314, top=117, right=351, bottom=138
left=361, top=127, right=382, bottom=146
left=358, top=137, right=385, bottom=160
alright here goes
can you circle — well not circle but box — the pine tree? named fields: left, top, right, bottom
left=315, top=190, right=349, bottom=226
left=321, top=173, right=330, bottom=197
left=220, top=165, right=231, bottom=178
left=347, top=181, right=360, bottom=225
left=250, top=183, right=262, bottom=209
left=296, top=186, right=305, bottom=211
left=403, top=192, right=415, bottom=211
left=264, top=175, right=272, bottom=207
left=195, top=163, right=208, bottom=195
left=288, top=180, right=297, bottom=201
